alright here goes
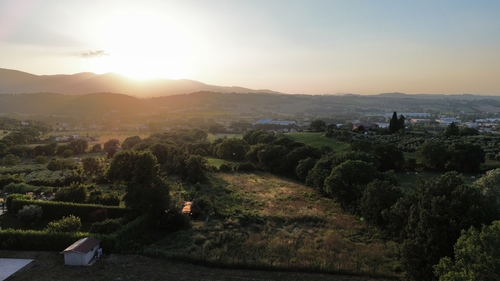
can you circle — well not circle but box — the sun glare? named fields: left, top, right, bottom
left=90, top=10, right=196, bottom=80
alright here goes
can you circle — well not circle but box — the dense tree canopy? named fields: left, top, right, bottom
left=434, top=221, right=500, bottom=281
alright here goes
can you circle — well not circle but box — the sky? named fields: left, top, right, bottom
left=1, top=0, right=500, bottom=95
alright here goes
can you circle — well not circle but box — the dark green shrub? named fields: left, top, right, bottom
left=89, top=218, right=123, bottom=234
left=33, top=155, right=48, bottom=164
left=3, top=182, right=37, bottom=194
left=6, top=194, right=31, bottom=213
left=219, top=163, right=234, bottom=172
left=46, top=215, right=82, bottom=232
left=11, top=199, right=133, bottom=222
left=236, top=162, right=256, bottom=172
left=17, top=205, right=43, bottom=225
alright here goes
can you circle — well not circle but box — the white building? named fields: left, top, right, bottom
left=61, top=237, right=101, bottom=266
left=436, top=118, right=461, bottom=126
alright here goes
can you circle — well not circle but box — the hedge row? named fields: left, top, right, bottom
left=0, top=229, right=116, bottom=253
left=11, top=199, right=135, bottom=222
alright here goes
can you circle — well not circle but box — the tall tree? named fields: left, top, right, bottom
left=107, top=150, right=170, bottom=217
left=389, top=111, right=400, bottom=133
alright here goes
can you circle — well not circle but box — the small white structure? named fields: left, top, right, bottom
left=61, top=237, right=101, bottom=266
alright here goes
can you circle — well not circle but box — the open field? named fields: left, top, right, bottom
left=0, top=251, right=392, bottom=281
left=206, top=157, right=236, bottom=168
left=151, top=172, right=398, bottom=278
left=284, top=132, right=349, bottom=151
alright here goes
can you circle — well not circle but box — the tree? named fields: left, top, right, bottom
left=397, top=172, right=491, bottom=281
left=473, top=168, right=500, bottom=219
left=257, top=144, right=289, bottom=174
left=121, top=136, right=142, bottom=150
left=183, top=155, right=209, bottom=184
left=444, top=122, right=460, bottom=137
left=324, top=160, right=381, bottom=212
left=107, top=150, right=170, bottom=217
left=81, top=157, right=105, bottom=183
left=54, top=183, right=87, bottom=203
left=417, top=141, right=449, bottom=170
left=434, top=221, right=500, bottom=281
left=91, top=144, right=102, bottom=153
left=371, top=142, right=405, bottom=172
left=2, top=154, right=20, bottom=166
left=309, top=119, right=327, bottom=132
left=295, top=157, right=317, bottom=182
left=46, top=215, right=81, bottom=232
left=103, top=139, right=120, bottom=151
left=68, top=139, right=88, bottom=154
left=215, top=138, right=247, bottom=161
left=389, top=111, right=400, bottom=133
left=47, top=157, right=77, bottom=171
left=33, top=155, right=48, bottom=164
left=17, top=205, right=43, bottom=225
left=360, top=180, right=403, bottom=227
left=445, top=142, right=485, bottom=173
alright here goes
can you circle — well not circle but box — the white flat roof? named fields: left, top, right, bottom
left=0, top=258, right=33, bottom=281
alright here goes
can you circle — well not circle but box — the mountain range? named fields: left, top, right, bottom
left=0, top=68, right=281, bottom=97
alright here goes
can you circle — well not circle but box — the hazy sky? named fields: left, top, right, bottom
left=1, top=0, right=500, bottom=95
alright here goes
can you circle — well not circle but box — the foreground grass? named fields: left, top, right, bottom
left=285, top=132, right=349, bottom=151
left=0, top=251, right=393, bottom=281
left=149, top=172, right=398, bottom=278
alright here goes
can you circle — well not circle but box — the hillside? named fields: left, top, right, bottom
left=0, top=92, right=152, bottom=116
left=0, top=68, right=281, bottom=97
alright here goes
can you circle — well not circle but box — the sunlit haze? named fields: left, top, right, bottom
left=1, top=0, right=500, bottom=94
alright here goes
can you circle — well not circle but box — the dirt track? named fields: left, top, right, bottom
left=0, top=251, right=395, bottom=281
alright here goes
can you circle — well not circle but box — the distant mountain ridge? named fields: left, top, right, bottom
left=0, top=68, right=281, bottom=97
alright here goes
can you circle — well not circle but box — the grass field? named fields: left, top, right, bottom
left=149, top=172, right=398, bottom=278
left=0, top=251, right=393, bottom=281
left=206, top=157, right=236, bottom=168
left=284, top=132, right=349, bottom=152
left=207, top=133, right=243, bottom=141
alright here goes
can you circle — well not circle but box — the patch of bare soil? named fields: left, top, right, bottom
left=0, top=251, right=393, bottom=281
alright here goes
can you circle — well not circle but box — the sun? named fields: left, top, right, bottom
left=89, top=10, right=196, bottom=80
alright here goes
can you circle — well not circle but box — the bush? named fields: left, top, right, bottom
left=219, top=163, right=234, bottom=173
left=47, top=157, right=77, bottom=171
left=236, top=162, right=256, bottom=172
left=3, top=182, right=37, bottom=194
left=54, top=183, right=86, bottom=203
left=46, top=215, right=82, bottom=232
left=158, top=210, right=191, bottom=233
left=33, top=155, right=48, bottom=164
left=6, top=194, right=31, bottom=213
left=100, top=192, right=121, bottom=206
left=17, top=205, right=43, bottom=225
left=0, top=173, right=24, bottom=187
left=0, top=229, right=116, bottom=253
left=191, top=196, right=214, bottom=220
left=2, top=154, right=21, bottom=166
left=11, top=198, right=133, bottom=222
left=89, top=218, right=123, bottom=234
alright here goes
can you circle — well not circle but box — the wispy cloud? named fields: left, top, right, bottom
left=78, top=50, right=109, bottom=58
